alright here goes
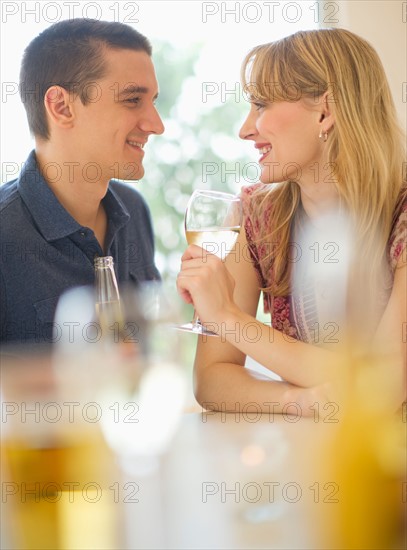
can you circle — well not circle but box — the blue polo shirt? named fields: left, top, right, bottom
left=0, top=150, right=160, bottom=346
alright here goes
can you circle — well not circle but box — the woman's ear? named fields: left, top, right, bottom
left=43, top=85, right=75, bottom=130
left=319, top=90, right=335, bottom=132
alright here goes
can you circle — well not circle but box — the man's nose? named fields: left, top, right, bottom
left=139, top=105, right=165, bottom=135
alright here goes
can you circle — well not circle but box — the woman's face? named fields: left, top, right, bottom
left=239, top=96, right=327, bottom=185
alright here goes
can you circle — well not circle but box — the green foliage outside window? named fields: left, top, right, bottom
left=141, top=41, right=253, bottom=282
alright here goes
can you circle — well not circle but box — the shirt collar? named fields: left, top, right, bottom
left=17, top=151, right=130, bottom=242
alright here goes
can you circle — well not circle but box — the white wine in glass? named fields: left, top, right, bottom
left=177, top=189, right=242, bottom=336
left=185, top=228, right=240, bottom=255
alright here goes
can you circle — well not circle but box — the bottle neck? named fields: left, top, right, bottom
left=94, top=256, right=120, bottom=304
left=94, top=256, right=114, bottom=270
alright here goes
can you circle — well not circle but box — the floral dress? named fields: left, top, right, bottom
left=241, top=183, right=407, bottom=344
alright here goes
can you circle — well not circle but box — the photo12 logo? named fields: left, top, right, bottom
left=201, top=400, right=340, bottom=423
left=2, top=481, right=140, bottom=504
left=1, top=1, right=140, bottom=24
left=1, top=400, right=140, bottom=424
left=201, top=1, right=340, bottom=24
left=202, top=481, right=339, bottom=504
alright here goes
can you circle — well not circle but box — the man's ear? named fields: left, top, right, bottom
left=318, top=90, right=335, bottom=133
left=43, top=85, right=75, bottom=130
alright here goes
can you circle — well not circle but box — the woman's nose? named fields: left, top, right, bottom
left=238, top=109, right=257, bottom=141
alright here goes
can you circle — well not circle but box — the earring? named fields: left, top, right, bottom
left=319, top=128, right=328, bottom=142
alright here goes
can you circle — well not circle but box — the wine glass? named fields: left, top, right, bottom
left=177, top=189, right=242, bottom=336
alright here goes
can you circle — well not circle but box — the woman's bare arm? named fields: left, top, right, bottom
left=179, top=228, right=406, bottom=409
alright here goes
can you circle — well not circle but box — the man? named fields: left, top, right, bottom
left=0, top=19, right=165, bottom=345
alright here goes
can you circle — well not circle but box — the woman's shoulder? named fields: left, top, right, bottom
left=388, top=188, right=407, bottom=268
left=240, top=182, right=269, bottom=200
left=240, top=182, right=274, bottom=218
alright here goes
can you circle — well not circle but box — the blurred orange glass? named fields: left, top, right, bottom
left=1, top=351, right=122, bottom=550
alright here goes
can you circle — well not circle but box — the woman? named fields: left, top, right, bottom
left=177, top=29, right=407, bottom=414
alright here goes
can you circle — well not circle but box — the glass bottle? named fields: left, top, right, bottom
left=94, top=256, right=123, bottom=336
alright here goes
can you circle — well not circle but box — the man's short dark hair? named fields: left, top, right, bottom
left=20, top=19, right=152, bottom=140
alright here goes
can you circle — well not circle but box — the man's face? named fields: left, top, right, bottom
left=71, top=48, right=164, bottom=183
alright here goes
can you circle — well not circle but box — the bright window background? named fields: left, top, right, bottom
left=1, top=0, right=318, bottom=277
left=0, top=1, right=319, bottom=377
left=1, top=1, right=318, bottom=171
left=1, top=0, right=321, bottom=281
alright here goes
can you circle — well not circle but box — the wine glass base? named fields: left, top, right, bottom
left=173, top=322, right=219, bottom=337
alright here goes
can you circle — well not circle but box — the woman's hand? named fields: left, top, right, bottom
left=176, top=245, right=238, bottom=328
left=283, top=380, right=345, bottom=419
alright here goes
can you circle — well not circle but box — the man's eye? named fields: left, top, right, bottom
left=253, top=102, right=265, bottom=111
left=125, top=97, right=141, bottom=104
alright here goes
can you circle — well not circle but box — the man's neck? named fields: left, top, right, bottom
left=35, top=146, right=109, bottom=252
left=35, top=146, right=108, bottom=230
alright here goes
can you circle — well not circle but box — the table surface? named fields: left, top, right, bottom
left=120, top=411, right=337, bottom=550
left=1, top=406, right=335, bottom=550
left=1, top=354, right=405, bottom=550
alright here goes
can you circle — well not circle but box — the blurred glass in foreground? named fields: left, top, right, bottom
left=293, top=211, right=406, bottom=549
left=320, top=355, right=406, bottom=549
left=1, top=281, right=187, bottom=549
left=0, top=350, right=121, bottom=550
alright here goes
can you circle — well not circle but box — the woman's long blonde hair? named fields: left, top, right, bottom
left=241, top=29, right=406, bottom=330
